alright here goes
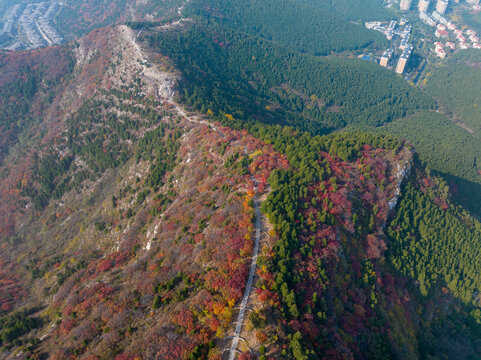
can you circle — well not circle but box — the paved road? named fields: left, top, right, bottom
left=131, top=29, right=259, bottom=358
left=228, top=186, right=261, bottom=360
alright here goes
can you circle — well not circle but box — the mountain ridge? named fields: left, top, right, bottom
left=2, top=2, right=481, bottom=360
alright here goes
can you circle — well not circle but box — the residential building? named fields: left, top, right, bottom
left=435, top=29, right=449, bottom=37
left=400, top=0, right=412, bottom=10
left=420, top=11, right=436, bottom=26
left=436, top=0, right=449, bottom=14
left=380, top=48, right=394, bottom=67
left=395, top=44, right=413, bottom=74
left=419, top=0, right=430, bottom=12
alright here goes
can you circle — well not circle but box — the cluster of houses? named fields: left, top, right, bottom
left=428, top=11, right=481, bottom=57
left=365, top=19, right=414, bottom=73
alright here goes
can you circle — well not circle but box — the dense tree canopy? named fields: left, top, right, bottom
left=374, top=110, right=481, bottom=215
left=185, top=0, right=389, bottom=55
left=147, top=22, right=434, bottom=134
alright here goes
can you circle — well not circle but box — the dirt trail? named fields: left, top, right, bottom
left=119, top=25, right=178, bottom=101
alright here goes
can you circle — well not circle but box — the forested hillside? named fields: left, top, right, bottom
left=48, top=0, right=481, bottom=221
left=385, top=50, right=481, bottom=216
left=375, top=111, right=481, bottom=215
left=317, top=0, right=388, bottom=21
left=3, top=0, right=481, bottom=359
left=56, top=0, right=131, bottom=38
left=209, top=112, right=481, bottom=359
left=0, top=46, right=75, bottom=164
left=184, top=0, right=389, bottom=55
left=0, top=25, right=286, bottom=358
left=146, top=22, right=434, bottom=133
left=57, top=0, right=184, bottom=39
left=425, top=50, right=481, bottom=135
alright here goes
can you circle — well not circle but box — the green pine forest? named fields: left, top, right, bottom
left=184, top=0, right=389, bottom=55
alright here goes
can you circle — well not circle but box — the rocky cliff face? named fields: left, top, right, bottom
left=388, top=154, right=413, bottom=213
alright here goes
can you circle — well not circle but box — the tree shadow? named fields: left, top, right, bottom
left=434, top=170, right=481, bottom=218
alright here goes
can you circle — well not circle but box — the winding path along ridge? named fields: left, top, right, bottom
left=130, top=28, right=261, bottom=358
left=228, top=186, right=261, bottom=360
